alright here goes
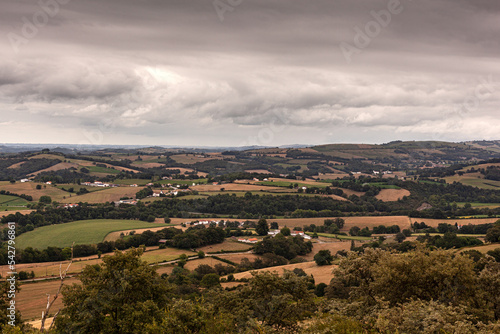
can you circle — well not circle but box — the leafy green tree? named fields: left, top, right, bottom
left=395, top=232, right=406, bottom=243
left=487, top=248, right=500, bottom=262
left=255, top=218, right=269, bottom=236
left=303, top=314, right=364, bottom=333
left=373, top=299, right=490, bottom=334
left=177, top=254, right=188, bottom=268
left=327, top=246, right=478, bottom=310
left=280, top=226, right=291, bottom=236
left=241, top=271, right=316, bottom=331
left=55, top=248, right=171, bottom=333
left=314, top=283, right=328, bottom=297
left=349, top=226, right=360, bottom=236
left=39, top=195, right=52, bottom=204
left=201, top=273, right=220, bottom=289
left=270, top=222, right=279, bottom=230
left=486, top=225, right=500, bottom=243
left=314, top=250, right=333, bottom=266
left=402, top=229, right=412, bottom=237
left=144, top=299, right=235, bottom=334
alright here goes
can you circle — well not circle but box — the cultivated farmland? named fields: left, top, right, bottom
left=226, top=261, right=336, bottom=285
left=59, top=186, right=145, bottom=203
left=15, top=219, right=165, bottom=249
left=409, top=217, right=499, bottom=227
left=375, top=188, right=411, bottom=201
left=0, top=182, right=68, bottom=201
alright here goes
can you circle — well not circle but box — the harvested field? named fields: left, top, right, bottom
left=460, top=244, right=500, bottom=254
left=314, top=173, right=348, bottom=180
left=155, top=265, right=176, bottom=276
left=343, top=216, right=411, bottom=231
left=333, top=187, right=365, bottom=197
left=0, top=182, right=68, bottom=201
left=228, top=261, right=336, bottom=285
left=19, top=278, right=79, bottom=320
left=27, top=154, right=64, bottom=160
left=102, top=163, right=139, bottom=173
left=133, top=162, right=165, bottom=168
left=376, top=188, right=411, bottom=201
left=0, top=209, right=33, bottom=217
left=183, top=257, right=227, bottom=271
left=65, top=158, right=95, bottom=166
left=6, top=161, right=25, bottom=169
left=28, top=162, right=79, bottom=176
left=197, top=240, right=253, bottom=253
left=165, top=167, right=196, bottom=173
left=325, top=194, right=349, bottom=202
left=142, top=248, right=196, bottom=263
left=409, top=217, right=498, bottom=227
left=59, top=186, right=145, bottom=203
left=0, top=258, right=99, bottom=279
left=191, top=183, right=285, bottom=192
left=216, top=253, right=261, bottom=264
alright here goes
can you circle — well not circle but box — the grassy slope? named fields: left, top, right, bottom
left=0, top=182, right=68, bottom=202
left=16, top=219, right=164, bottom=249
left=59, top=186, right=145, bottom=204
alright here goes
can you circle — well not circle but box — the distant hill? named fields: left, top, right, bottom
left=467, top=140, right=500, bottom=154
left=306, top=141, right=496, bottom=162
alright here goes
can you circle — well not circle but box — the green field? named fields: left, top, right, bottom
left=368, top=183, right=401, bottom=189
left=443, top=176, right=500, bottom=190
left=15, top=219, right=165, bottom=249
left=86, top=166, right=121, bottom=174
left=456, top=202, right=500, bottom=209
left=0, top=194, right=30, bottom=208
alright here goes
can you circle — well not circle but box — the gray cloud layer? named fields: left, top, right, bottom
left=0, top=0, right=499, bottom=146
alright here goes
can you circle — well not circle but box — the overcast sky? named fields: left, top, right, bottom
left=1, top=0, right=499, bottom=147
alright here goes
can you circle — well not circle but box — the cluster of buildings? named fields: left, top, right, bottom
left=81, top=181, right=119, bottom=188
left=62, top=203, right=79, bottom=209
left=237, top=229, right=312, bottom=243
left=238, top=238, right=259, bottom=244
left=117, top=199, right=138, bottom=205
left=192, top=220, right=221, bottom=226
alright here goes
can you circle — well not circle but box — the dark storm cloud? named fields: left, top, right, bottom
left=0, top=0, right=499, bottom=145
